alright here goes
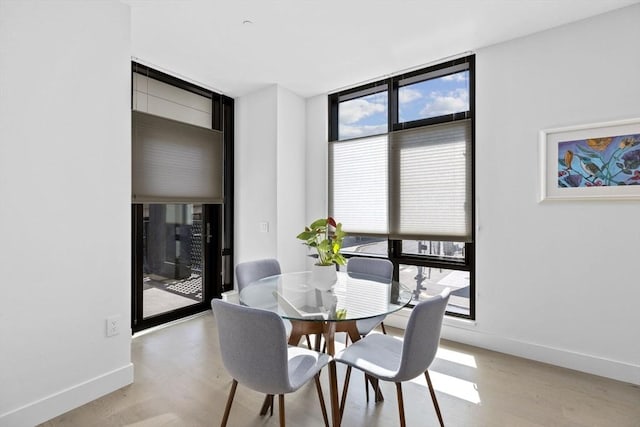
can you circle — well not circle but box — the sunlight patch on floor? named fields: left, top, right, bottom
left=436, top=347, right=478, bottom=368
left=410, top=371, right=481, bottom=404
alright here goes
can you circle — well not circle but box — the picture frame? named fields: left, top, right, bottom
left=539, top=118, right=640, bottom=201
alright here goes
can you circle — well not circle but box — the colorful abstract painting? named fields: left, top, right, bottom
left=557, top=133, right=640, bottom=188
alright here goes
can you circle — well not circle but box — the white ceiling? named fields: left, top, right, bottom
left=126, top=0, right=638, bottom=98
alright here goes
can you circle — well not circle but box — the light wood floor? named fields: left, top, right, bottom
left=41, top=312, right=640, bottom=427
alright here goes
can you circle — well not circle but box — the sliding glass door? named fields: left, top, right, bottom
left=132, top=203, right=221, bottom=332
left=130, top=62, right=234, bottom=332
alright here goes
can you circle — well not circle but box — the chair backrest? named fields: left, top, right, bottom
left=211, top=299, right=291, bottom=394
left=235, top=258, right=281, bottom=291
left=347, top=257, right=393, bottom=282
left=395, top=289, right=450, bottom=382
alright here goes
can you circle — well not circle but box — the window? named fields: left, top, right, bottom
left=398, top=68, right=469, bottom=123
left=338, top=86, right=387, bottom=140
left=401, top=240, right=465, bottom=260
left=329, top=56, right=475, bottom=319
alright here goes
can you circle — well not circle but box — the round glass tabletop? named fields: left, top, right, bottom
left=239, top=271, right=412, bottom=322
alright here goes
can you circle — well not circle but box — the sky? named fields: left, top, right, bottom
left=339, top=70, right=469, bottom=140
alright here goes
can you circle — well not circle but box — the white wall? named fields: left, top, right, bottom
left=306, top=4, right=640, bottom=384
left=470, top=3, right=640, bottom=384
left=304, top=95, right=330, bottom=270
left=235, top=86, right=278, bottom=264
left=234, top=85, right=307, bottom=274
left=276, top=86, right=307, bottom=273
left=0, top=2, right=133, bottom=426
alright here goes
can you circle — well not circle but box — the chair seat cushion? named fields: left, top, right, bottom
left=286, top=346, right=332, bottom=391
left=335, top=334, right=403, bottom=381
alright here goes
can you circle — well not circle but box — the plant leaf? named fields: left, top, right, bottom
left=310, top=218, right=328, bottom=229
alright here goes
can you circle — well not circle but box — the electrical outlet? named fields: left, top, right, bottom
left=106, top=315, right=121, bottom=337
left=259, top=221, right=269, bottom=233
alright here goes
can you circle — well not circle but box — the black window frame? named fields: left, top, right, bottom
left=131, top=62, right=235, bottom=332
left=328, top=55, right=475, bottom=320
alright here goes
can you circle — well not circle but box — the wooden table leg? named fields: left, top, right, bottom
left=328, top=360, right=340, bottom=426
left=260, top=319, right=351, bottom=426
left=322, top=321, right=341, bottom=427
left=288, top=320, right=307, bottom=347
left=336, top=321, right=384, bottom=403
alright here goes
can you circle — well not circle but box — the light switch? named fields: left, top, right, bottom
left=259, top=221, right=269, bottom=233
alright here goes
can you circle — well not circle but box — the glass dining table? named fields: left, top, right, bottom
left=239, top=270, right=413, bottom=427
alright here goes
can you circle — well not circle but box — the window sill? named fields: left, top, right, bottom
left=385, top=306, right=477, bottom=330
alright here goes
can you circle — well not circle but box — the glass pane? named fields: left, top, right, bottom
left=143, top=204, right=204, bottom=318
left=339, top=91, right=388, bottom=140
left=399, top=264, right=470, bottom=316
left=402, top=240, right=465, bottom=260
left=399, top=70, right=469, bottom=122
left=341, top=236, right=388, bottom=256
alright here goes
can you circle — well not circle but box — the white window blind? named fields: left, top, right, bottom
left=329, top=120, right=472, bottom=241
left=132, top=111, right=223, bottom=203
left=329, top=134, right=388, bottom=235
left=389, top=119, right=472, bottom=241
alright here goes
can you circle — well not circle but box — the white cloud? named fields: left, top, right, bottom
left=442, top=72, right=468, bottom=82
left=420, top=88, right=469, bottom=117
left=339, top=123, right=387, bottom=139
left=399, top=88, right=422, bottom=104
left=339, top=98, right=386, bottom=125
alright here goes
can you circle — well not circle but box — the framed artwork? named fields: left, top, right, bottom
left=539, top=118, right=640, bottom=201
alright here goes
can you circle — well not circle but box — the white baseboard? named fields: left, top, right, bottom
left=0, top=363, right=134, bottom=427
left=386, top=309, right=639, bottom=386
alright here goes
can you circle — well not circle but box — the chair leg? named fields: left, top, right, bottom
left=278, top=394, right=285, bottom=427
left=314, top=373, right=330, bottom=427
left=339, top=366, right=352, bottom=418
left=364, top=374, right=370, bottom=402
left=380, top=321, right=387, bottom=334
left=425, top=370, right=445, bottom=427
left=371, top=376, right=384, bottom=402
left=363, top=373, right=384, bottom=403
left=221, top=379, right=238, bottom=427
left=395, top=382, right=406, bottom=427
left=306, top=334, right=312, bottom=349
left=259, top=394, right=274, bottom=416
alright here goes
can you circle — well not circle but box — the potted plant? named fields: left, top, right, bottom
left=297, top=217, right=346, bottom=289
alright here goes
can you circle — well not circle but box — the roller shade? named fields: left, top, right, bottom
left=329, top=120, right=472, bottom=241
left=132, top=111, right=223, bottom=203
left=329, top=134, right=388, bottom=235
left=389, top=119, right=472, bottom=241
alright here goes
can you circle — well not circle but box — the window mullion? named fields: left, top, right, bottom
left=388, top=77, right=398, bottom=130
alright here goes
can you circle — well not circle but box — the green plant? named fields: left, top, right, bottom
left=296, top=217, right=347, bottom=266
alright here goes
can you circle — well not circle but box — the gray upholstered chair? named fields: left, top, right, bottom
left=347, top=257, right=394, bottom=337
left=335, top=289, right=451, bottom=427
left=235, top=258, right=281, bottom=292
left=212, top=299, right=331, bottom=427
left=236, top=258, right=313, bottom=348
